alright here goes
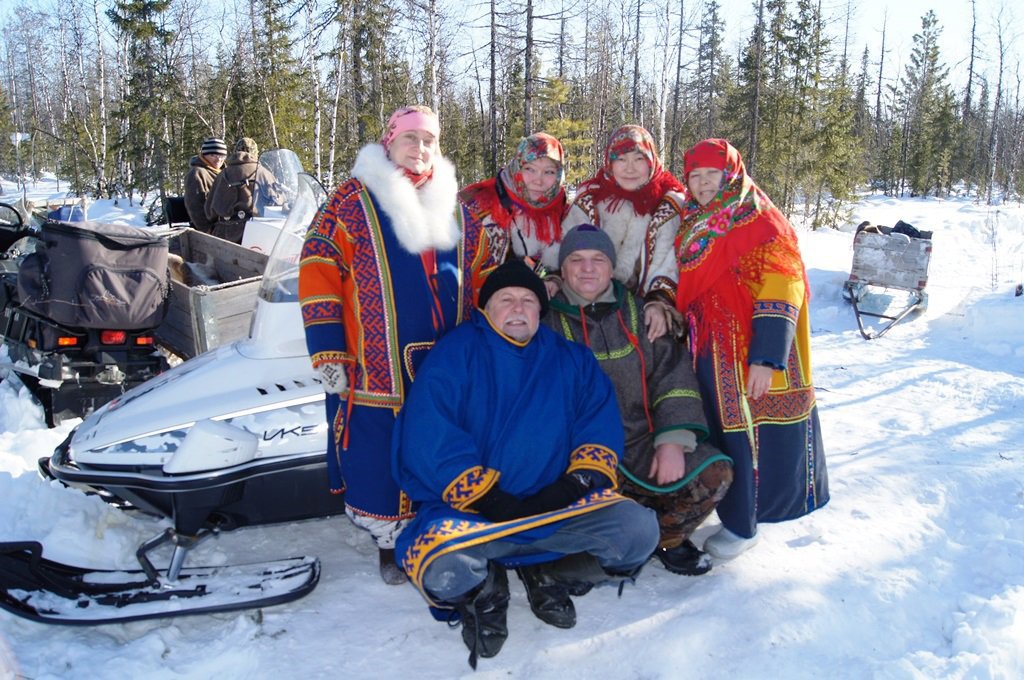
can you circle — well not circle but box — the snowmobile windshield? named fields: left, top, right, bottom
left=0, top=202, right=23, bottom=231
left=254, top=149, right=303, bottom=217
left=258, top=172, right=326, bottom=304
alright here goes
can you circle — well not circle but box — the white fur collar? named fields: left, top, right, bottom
left=351, top=144, right=460, bottom=253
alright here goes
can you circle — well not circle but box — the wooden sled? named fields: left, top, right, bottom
left=842, top=222, right=933, bottom=340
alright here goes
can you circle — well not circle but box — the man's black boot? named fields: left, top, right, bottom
left=516, top=564, right=576, bottom=629
left=546, top=552, right=643, bottom=597
left=454, top=563, right=510, bottom=669
left=378, top=548, right=408, bottom=585
left=653, top=539, right=713, bottom=576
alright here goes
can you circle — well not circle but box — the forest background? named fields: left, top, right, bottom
left=0, top=0, right=1018, bottom=228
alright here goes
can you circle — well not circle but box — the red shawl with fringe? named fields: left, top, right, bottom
left=462, top=176, right=566, bottom=245
left=675, top=138, right=808, bottom=362
left=580, top=125, right=684, bottom=216
left=581, top=169, right=685, bottom=218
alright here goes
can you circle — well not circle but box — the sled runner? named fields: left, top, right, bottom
left=0, top=539, right=319, bottom=625
left=842, top=221, right=933, bottom=339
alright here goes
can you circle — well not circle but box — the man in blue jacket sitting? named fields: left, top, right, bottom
left=391, top=259, right=659, bottom=669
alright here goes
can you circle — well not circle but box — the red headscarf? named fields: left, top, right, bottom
left=464, top=133, right=567, bottom=244
left=675, top=138, right=807, bottom=361
left=579, top=125, right=684, bottom=217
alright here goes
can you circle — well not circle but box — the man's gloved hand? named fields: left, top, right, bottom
left=517, top=474, right=590, bottom=516
left=317, top=362, right=347, bottom=395
left=468, top=486, right=526, bottom=523
left=469, top=474, right=594, bottom=522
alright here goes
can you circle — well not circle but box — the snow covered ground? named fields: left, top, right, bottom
left=1, top=177, right=1022, bottom=679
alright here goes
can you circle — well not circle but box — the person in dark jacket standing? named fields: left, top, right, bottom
left=183, top=137, right=226, bottom=232
left=205, top=137, right=280, bottom=243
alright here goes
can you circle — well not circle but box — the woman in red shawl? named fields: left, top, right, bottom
left=563, top=125, right=686, bottom=341
left=675, top=138, right=829, bottom=559
left=460, top=133, right=568, bottom=298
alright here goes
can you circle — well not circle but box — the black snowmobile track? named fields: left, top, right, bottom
left=0, top=541, right=320, bottom=625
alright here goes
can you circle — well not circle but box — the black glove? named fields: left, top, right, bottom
left=517, top=474, right=590, bottom=517
left=467, top=486, right=527, bottom=523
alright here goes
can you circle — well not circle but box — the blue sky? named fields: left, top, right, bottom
left=720, top=0, right=1009, bottom=87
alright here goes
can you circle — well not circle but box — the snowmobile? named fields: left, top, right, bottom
left=0, top=210, right=171, bottom=427
left=1, top=164, right=341, bottom=625
left=842, top=220, right=933, bottom=339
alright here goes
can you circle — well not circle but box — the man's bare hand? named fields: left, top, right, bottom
left=649, top=443, right=687, bottom=485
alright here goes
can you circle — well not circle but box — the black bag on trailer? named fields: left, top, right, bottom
left=17, top=220, right=169, bottom=329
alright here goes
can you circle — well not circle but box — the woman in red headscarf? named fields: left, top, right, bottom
left=675, top=138, right=829, bottom=560
left=563, top=125, right=686, bottom=341
left=460, top=132, right=569, bottom=299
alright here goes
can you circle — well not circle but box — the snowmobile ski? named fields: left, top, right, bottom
left=0, top=541, right=320, bottom=625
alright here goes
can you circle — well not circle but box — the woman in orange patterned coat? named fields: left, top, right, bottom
left=675, top=138, right=829, bottom=560
left=298, top=106, right=494, bottom=584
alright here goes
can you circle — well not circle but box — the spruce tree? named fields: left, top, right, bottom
left=249, top=0, right=306, bottom=154
left=106, top=0, right=175, bottom=198
left=897, top=10, right=952, bottom=197
left=692, top=0, right=728, bottom=139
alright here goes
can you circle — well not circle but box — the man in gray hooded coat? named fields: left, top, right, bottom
left=205, top=137, right=280, bottom=243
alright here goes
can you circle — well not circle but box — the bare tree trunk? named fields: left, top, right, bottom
left=249, top=1, right=279, bottom=148
left=1001, top=68, right=1021, bottom=197
left=875, top=13, right=886, bottom=125
left=899, top=109, right=910, bottom=197
left=24, top=12, right=43, bottom=179
left=583, top=1, right=590, bottom=85
left=94, top=0, right=108, bottom=196
left=747, top=0, right=764, bottom=175
left=706, top=13, right=715, bottom=136
left=987, top=17, right=1006, bottom=205
left=964, top=0, right=977, bottom=116
left=631, top=0, right=640, bottom=119
left=524, top=0, right=534, bottom=136
left=654, top=0, right=671, bottom=155
left=70, top=2, right=104, bottom=195
left=6, top=43, right=27, bottom=197
left=328, top=37, right=344, bottom=182
left=115, top=33, right=132, bottom=195
left=617, top=0, right=631, bottom=125
left=305, top=1, right=323, bottom=181
left=557, top=1, right=566, bottom=79
left=412, top=0, right=440, bottom=112
left=489, top=0, right=498, bottom=172
left=668, top=0, right=685, bottom=170
left=471, top=36, right=488, bottom=160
